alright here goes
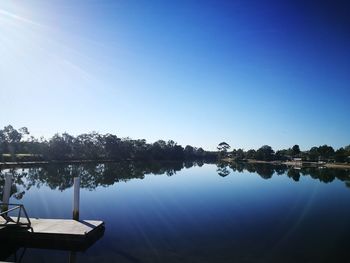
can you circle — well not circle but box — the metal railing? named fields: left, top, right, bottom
left=0, top=203, right=31, bottom=228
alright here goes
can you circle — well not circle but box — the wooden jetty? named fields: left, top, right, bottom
left=0, top=216, right=104, bottom=251
left=0, top=177, right=104, bottom=256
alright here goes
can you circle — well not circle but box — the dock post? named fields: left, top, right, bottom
left=2, top=174, right=12, bottom=213
left=73, top=177, right=80, bottom=220
left=69, top=251, right=77, bottom=263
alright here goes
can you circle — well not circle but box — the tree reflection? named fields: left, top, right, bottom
left=345, top=181, right=350, bottom=189
left=216, top=162, right=350, bottom=187
left=287, top=169, right=300, bottom=182
left=1, top=162, right=350, bottom=200
left=255, top=164, right=274, bottom=179
left=0, top=161, right=199, bottom=200
left=217, top=168, right=230, bottom=177
left=216, top=163, right=231, bottom=177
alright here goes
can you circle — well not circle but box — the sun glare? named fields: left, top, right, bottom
left=0, top=8, right=41, bottom=27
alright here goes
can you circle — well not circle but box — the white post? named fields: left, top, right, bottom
left=2, top=174, right=12, bottom=212
left=72, top=177, right=80, bottom=220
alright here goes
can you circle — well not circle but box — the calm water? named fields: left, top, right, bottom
left=1, top=162, right=350, bottom=263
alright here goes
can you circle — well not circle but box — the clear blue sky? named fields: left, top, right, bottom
left=0, top=0, right=349, bottom=151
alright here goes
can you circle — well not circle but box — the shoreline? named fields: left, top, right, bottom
left=0, top=159, right=202, bottom=169
left=221, top=158, right=350, bottom=169
left=324, top=163, right=350, bottom=169
left=0, top=159, right=131, bottom=169
left=1, top=159, right=350, bottom=170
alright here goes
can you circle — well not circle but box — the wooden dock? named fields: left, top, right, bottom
left=0, top=217, right=104, bottom=251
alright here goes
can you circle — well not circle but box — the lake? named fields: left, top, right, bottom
left=1, top=162, right=350, bottom=262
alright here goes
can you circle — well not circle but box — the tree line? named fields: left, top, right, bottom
left=0, top=125, right=216, bottom=162
left=217, top=142, right=350, bottom=163
left=1, top=125, right=348, bottom=164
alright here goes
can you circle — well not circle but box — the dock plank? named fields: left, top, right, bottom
left=28, top=218, right=102, bottom=236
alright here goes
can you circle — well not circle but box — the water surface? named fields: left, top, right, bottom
left=1, top=162, right=350, bottom=262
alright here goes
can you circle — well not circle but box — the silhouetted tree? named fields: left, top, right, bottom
left=47, top=133, right=74, bottom=160
left=256, top=145, right=275, bottom=161
left=245, top=149, right=256, bottom=159
left=235, top=148, right=245, bottom=160
left=275, top=149, right=289, bottom=161
left=0, top=125, right=30, bottom=160
left=217, top=142, right=230, bottom=159
left=334, top=148, right=347, bottom=163
left=307, top=147, right=319, bottom=162
left=292, top=145, right=301, bottom=157
left=184, top=145, right=195, bottom=158
left=104, top=134, right=122, bottom=159
left=317, top=145, right=335, bottom=161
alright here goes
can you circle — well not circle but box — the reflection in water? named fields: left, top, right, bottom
left=1, top=161, right=350, bottom=202
left=223, top=162, right=350, bottom=186
left=216, top=163, right=231, bottom=177
left=1, top=162, right=350, bottom=262
left=0, top=161, right=201, bottom=200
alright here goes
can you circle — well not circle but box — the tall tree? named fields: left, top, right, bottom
left=245, top=149, right=256, bottom=159
left=292, top=144, right=301, bottom=157
left=256, top=145, right=275, bottom=161
left=334, top=148, right=347, bottom=163
left=235, top=148, right=245, bottom=160
left=0, top=125, right=29, bottom=160
left=217, top=142, right=230, bottom=158
left=317, top=145, right=335, bottom=161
